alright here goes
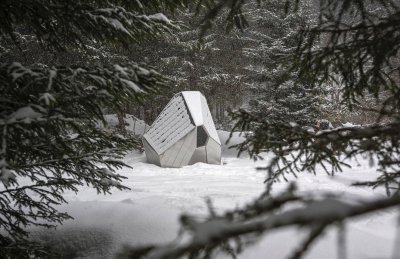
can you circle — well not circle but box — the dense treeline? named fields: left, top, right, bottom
left=1, top=1, right=380, bottom=130
left=125, top=2, right=320, bottom=129
left=111, top=0, right=382, bottom=130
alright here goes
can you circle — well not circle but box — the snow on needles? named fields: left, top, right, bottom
left=148, top=13, right=172, bottom=25
left=121, top=78, right=144, bottom=93
left=7, top=106, right=42, bottom=124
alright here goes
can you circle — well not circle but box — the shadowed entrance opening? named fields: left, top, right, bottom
left=197, top=126, right=208, bottom=147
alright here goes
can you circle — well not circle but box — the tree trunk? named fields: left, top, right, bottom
left=117, top=112, right=127, bottom=136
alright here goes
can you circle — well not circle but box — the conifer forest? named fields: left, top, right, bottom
left=1, top=1, right=400, bottom=258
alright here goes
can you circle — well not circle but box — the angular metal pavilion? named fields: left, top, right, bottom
left=142, top=91, right=221, bottom=168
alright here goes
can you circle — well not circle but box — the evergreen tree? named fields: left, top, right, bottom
left=243, top=0, right=320, bottom=128
left=0, top=0, right=189, bottom=257
left=130, top=7, right=252, bottom=128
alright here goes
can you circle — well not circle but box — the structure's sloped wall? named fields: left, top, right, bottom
left=160, top=129, right=197, bottom=167
left=172, top=129, right=197, bottom=167
left=189, top=146, right=207, bottom=165
left=143, top=138, right=161, bottom=166
left=160, top=136, right=186, bottom=167
left=144, top=94, right=195, bottom=154
left=205, top=138, right=221, bottom=164
left=200, top=95, right=221, bottom=144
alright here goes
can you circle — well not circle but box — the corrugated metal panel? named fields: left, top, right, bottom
left=173, top=129, right=197, bottom=167
left=144, top=94, right=195, bottom=154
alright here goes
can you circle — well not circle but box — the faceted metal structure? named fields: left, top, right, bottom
left=143, top=91, right=221, bottom=167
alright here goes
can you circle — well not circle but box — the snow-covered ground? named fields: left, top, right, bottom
left=30, top=131, right=398, bottom=259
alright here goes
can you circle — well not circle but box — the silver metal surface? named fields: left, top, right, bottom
left=143, top=91, right=222, bottom=168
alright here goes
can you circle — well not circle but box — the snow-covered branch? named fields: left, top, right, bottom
left=0, top=1, right=180, bottom=50
left=118, top=189, right=400, bottom=259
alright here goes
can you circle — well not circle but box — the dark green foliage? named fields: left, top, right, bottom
left=297, top=0, right=400, bottom=111
left=243, top=0, right=320, bottom=128
left=129, top=7, right=251, bottom=127
left=0, top=0, right=184, bottom=257
left=0, top=1, right=182, bottom=50
left=0, top=57, right=168, bottom=259
left=235, top=0, right=400, bottom=190
left=0, top=238, right=50, bottom=259
left=227, top=0, right=400, bottom=192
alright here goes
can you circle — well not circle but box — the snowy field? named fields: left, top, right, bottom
left=30, top=131, right=398, bottom=259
